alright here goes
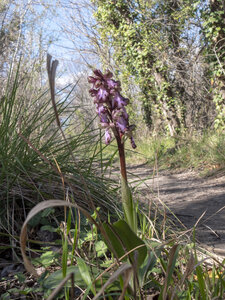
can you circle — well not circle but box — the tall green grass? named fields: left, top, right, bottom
left=0, top=62, right=121, bottom=261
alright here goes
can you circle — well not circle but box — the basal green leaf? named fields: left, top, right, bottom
left=43, top=266, right=82, bottom=289
left=76, top=257, right=95, bottom=295
left=103, top=220, right=147, bottom=267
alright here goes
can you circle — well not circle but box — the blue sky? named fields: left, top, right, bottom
left=23, top=1, right=91, bottom=73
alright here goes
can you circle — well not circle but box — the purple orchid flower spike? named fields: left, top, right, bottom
left=88, top=69, right=137, bottom=232
left=88, top=69, right=136, bottom=149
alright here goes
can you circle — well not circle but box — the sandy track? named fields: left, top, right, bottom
left=125, top=164, right=225, bottom=255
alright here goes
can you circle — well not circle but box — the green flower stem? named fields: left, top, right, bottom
left=116, top=135, right=137, bottom=233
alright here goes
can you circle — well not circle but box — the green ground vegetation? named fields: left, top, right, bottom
left=126, top=131, right=225, bottom=173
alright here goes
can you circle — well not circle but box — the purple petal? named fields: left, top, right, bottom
left=89, top=88, right=98, bottom=97
left=88, top=76, right=97, bottom=84
left=130, top=137, right=137, bottom=149
left=112, top=107, right=129, bottom=122
left=107, top=79, right=121, bottom=90
left=95, top=79, right=102, bottom=88
left=101, top=122, right=110, bottom=128
left=96, top=104, right=106, bottom=115
left=111, top=109, right=120, bottom=121
left=105, top=129, right=112, bottom=144
left=99, top=112, right=109, bottom=124
left=112, top=92, right=129, bottom=108
left=103, top=70, right=113, bottom=79
left=93, top=69, right=104, bottom=78
left=97, top=88, right=109, bottom=102
left=116, top=116, right=128, bottom=133
left=121, top=107, right=129, bottom=120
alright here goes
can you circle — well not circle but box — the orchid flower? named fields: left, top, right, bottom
left=88, top=69, right=136, bottom=149
left=88, top=70, right=137, bottom=232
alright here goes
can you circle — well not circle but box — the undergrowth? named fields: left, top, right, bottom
left=0, top=61, right=120, bottom=268
left=1, top=61, right=225, bottom=300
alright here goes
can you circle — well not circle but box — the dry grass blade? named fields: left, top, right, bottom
left=46, top=54, right=96, bottom=213
left=183, top=251, right=195, bottom=279
left=203, top=205, right=225, bottom=223
left=20, top=199, right=98, bottom=278
left=92, top=263, right=133, bottom=300
left=194, top=210, right=206, bottom=228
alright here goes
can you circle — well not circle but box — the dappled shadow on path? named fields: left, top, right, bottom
left=127, top=164, right=225, bottom=254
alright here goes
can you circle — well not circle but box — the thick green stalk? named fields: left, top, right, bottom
left=116, top=136, right=137, bottom=233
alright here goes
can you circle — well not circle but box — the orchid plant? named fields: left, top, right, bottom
left=88, top=69, right=137, bottom=232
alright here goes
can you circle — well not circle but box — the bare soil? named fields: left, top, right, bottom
left=126, top=164, right=225, bottom=255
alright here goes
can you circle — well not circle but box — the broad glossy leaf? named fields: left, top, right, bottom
left=43, top=265, right=109, bottom=290
left=43, top=266, right=82, bottom=289
left=103, top=220, right=147, bottom=267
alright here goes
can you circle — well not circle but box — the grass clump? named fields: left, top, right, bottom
left=0, top=62, right=121, bottom=267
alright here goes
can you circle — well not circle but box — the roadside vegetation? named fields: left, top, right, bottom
left=101, top=130, right=225, bottom=176
left=126, top=131, right=225, bottom=174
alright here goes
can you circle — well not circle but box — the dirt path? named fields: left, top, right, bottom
left=126, top=164, right=225, bottom=255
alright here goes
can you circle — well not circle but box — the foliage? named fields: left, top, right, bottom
left=15, top=199, right=225, bottom=299
left=91, top=0, right=211, bottom=134
left=125, top=130, right=225, bottom=172
left=201, top=0, right=225, bottom=128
